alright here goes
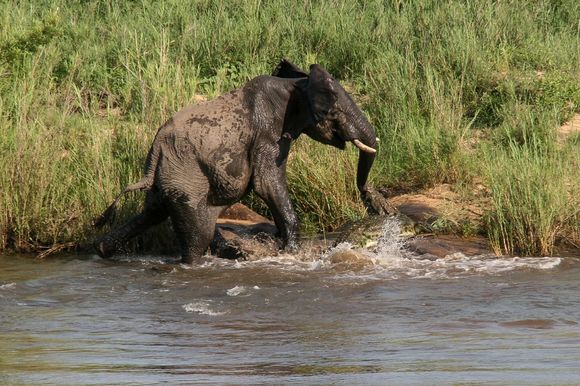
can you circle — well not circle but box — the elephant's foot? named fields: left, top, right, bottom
left=93, top=236, right=118, bottom=258
left=179, top=253, right=208, bottom=265
left=178, top=243, right=210, bottom=265
left=283, top=238, right=300, bottom=254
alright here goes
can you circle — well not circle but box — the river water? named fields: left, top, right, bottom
left=1, top=228, right=579, bottom=384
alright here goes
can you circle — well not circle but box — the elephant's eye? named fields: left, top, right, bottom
left=335, top=113, right=348, bottom=126
left=327, top=110, right=339, bottom=120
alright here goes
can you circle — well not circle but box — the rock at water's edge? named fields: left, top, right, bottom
left=407, top=235, right=492, bottom=258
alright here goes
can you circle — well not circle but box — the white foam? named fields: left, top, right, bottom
left=368, top=253, right=562, bottom=279
left=0, top=282, right=16, bottom=290
left=173, top=217, right=563, bottom=280
left=226, top=285, right=246, bottom=296
left=312, top=218, right=563, bottom=279
left=182, top=301, right=226, bottom=316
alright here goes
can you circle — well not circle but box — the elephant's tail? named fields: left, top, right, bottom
left=93, top=178, right=152, bottom=229
left=94, top=134, right=162, bottom=229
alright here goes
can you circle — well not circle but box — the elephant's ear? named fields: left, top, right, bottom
left=307, top=64, right=338, bottom=122
left=272, top=59, right=308, bottom=78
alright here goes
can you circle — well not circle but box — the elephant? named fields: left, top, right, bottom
left=93, top=59, right=389, bottom=264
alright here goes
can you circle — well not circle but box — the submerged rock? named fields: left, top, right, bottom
left=406, top=235, right=492, bottom=258
left=325, top=249, right=374, bottom=271
left=211, top=203, right=281, bottom=260
left=211, top=225, right=280, bottom=261
left=219, top=203, right=272, bottom=223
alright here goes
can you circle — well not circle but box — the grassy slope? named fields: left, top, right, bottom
left=0, top=0, right=578, bottom=255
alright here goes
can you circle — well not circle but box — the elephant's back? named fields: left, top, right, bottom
left=152, top=90, right=253, bottom=204
left=169, top=90, right=251, bottom=148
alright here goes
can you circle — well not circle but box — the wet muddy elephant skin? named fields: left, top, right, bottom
left=93, top=59, right=379, bottom=264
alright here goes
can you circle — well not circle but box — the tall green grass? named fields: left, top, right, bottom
left=1, top=0, right=579, bottom=255
left=482, top=133, right=579, bottom=256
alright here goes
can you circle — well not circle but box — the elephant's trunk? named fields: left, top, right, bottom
left=338, top=97, right=378, bottom=195
left=354, top=128, right=378, bottom=194
left=356, top=147, right=375, bottom=194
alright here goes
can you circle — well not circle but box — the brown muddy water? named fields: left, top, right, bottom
left=1, top=226, right=579, bottom=385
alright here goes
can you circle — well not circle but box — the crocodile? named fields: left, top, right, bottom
left=333, top=214, right=428, bottom=249
left=210, top=194, right=433, bottom=258
left=211, top=213, right=428, bottom=259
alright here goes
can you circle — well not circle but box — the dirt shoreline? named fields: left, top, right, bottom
left=30, top=192, right=577, bottom=260
left=217, top=196, right=579, bottom=260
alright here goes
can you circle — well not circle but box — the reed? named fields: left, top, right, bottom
left=482, top=135, right=579, bottom=256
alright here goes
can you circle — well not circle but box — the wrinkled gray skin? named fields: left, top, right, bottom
left=94, top=59, right=384, bottom=264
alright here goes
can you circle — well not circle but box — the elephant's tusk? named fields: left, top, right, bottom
left=352, top=139, right=377, bottom=154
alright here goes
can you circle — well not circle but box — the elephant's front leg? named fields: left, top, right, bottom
left=253, top=157, right=299, bottom=252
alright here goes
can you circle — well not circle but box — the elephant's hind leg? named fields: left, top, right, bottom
left=94, top=199, right=167, bottom=258
left=168, top=197, right=223, bottom=264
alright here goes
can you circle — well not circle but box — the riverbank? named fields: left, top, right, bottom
left=1, top=0, right=578, bottom=257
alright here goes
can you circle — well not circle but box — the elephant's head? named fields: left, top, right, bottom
left=273, top=60, right=389, bottom=213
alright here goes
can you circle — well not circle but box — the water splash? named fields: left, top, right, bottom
left=182, top=301, right=226, bottom=316
left=319, top=216, right=406, bottom=269
left=0, top=282, right=17, bottom=290
left=226, top=285, right=261, bottom=297
left=312, top=217, right=563, bottom=279
left=226, top=286, right=246, bottom=296
left=100, top=216, right=563, bottom=280
left=373, top=216, right=407, bottom=257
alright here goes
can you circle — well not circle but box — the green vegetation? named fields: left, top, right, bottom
left=1, top=0, right=578, bottom=256
left=483, top=135, right=578, bottom=256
